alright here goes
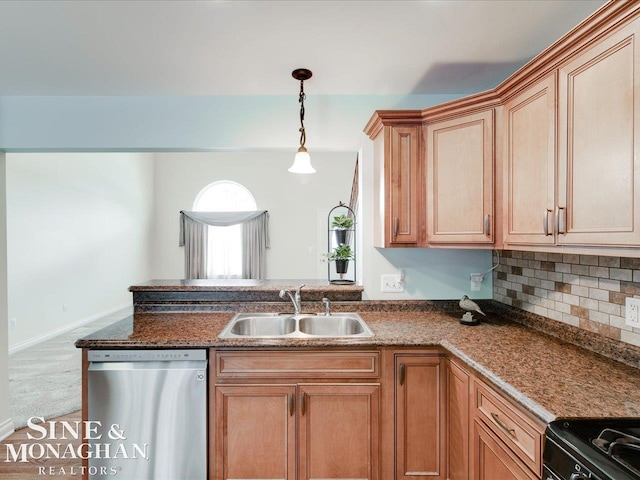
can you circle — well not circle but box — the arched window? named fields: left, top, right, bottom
left=193, top=181, right=257, bottom=278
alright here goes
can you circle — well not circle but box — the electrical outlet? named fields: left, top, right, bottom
left=470, top=273, right=484, bottom=292
left=10, top=318, right=16, bottom=329
left=381, top=274, right=404, bottom=293
left=626, top=297, right=640, bottom=328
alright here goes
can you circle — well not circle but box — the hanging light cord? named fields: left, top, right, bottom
left=298, top=80, right=306, bottom=149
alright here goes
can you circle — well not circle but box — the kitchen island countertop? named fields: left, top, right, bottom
left=76, top=307, right=640, bottom=423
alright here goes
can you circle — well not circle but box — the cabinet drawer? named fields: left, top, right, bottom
left=215, top=350, right=379, bottom=378
left=473, top=380, right=544, bottom=476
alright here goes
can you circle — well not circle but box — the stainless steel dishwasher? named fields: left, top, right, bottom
left=87, top=349, right=207, bottom=480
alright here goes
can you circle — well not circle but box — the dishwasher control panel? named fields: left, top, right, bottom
left=88, top=349, right=207, bottom=362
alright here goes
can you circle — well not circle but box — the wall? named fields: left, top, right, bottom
left=493, top=250, right=640, bottom=348
left=152, top=151, right=355, bottom=280
left=6, top=152, right=155, bottom=350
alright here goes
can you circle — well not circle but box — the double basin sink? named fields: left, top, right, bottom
left=218, top=312, right=374, bottom=339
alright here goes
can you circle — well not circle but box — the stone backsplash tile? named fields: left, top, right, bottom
left=493, top=250, right=640, bottom=348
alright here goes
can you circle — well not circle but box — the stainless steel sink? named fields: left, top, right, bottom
left=298, top=315, right=367, bottom=336
left=218, top=312, right=374, bottom=339
left=228, top=315, right=296, bottom=336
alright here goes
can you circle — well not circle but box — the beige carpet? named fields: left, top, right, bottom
left=8, top=307, right=132, bottom=429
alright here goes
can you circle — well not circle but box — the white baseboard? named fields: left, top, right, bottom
left=9, top=303, right=132, bottom=355
left=0, top=416, right=15, bottom=441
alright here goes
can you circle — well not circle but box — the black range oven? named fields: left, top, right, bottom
left=544, top=418, right=640, bottom=480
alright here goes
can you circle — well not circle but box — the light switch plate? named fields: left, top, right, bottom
left=625, top=297, right=640, bottom=328
left=381, top=274, right=404, bottom=293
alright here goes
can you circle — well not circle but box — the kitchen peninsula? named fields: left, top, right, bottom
left=129, top=278, right=364, bottom=308
left=77, top=295, right=640, bottom=480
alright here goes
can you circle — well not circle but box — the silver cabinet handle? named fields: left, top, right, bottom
left=483, top=214, right=490, bottom=236
left=393, top=217, right=399, bottom=237
left=544, top=209, right=553, bottom=236
left=556, top=207, right=566, bottom=235
left=491, top=412, right=516, bottom=437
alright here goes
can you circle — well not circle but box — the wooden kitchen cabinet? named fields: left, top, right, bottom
left=214, top=385, right=296, bottom=480
left=471, top=379, right=545, bottom=480
left=395, top=354, right=446, bottom=480
left=299, top=384, right=380, bottom=480
left=472, top=420, right=537, bottom=480
left=556, top=18, right=640, bottom=246
left=446, top=359, right=471, bottom=480
left=211, top=349, right=381, bottom=480
left=425, top=109, right=495, bottom=244
left=503, top=73, right=556, bottom=246
left=364, top=113, right=425, bottom=247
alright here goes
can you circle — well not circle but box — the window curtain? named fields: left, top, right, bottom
left=179, top=210, right=269, bottom=280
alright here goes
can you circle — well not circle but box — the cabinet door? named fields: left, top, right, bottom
left=396, top=355, right=445, bottom=480
left=447, top=360, right=470, bottom=480
left=298, top=383, right=380, bottom=480
left=557, top=20, right=640, bottom=246
left=503, top=73, right=556, bottom=245
left=426, top=110, right=494, bottom=244
left=386, top=125, right=423, bottom=246
left=214, top=385, right=296, bottom=480
left=472, top=420, right=537, bottom=480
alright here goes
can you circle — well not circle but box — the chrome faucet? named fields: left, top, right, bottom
left=279, top=284, right=305, bottom=315
left=322, top=297, right=331, bottom=316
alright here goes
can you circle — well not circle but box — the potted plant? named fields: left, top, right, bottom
left=331, top=214, right=354, bottom=245
left=328, top=244, right=355, bottom=278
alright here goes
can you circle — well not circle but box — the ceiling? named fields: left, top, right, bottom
left=0, top=0, right=606, bottom=97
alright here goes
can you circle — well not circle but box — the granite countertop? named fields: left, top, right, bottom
left=129, top=279, right=364, bottom=293
left=76, top=307, right=640, bottom=423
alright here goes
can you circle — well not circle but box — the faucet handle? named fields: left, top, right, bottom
left=295, top=284, right=305, bottom=293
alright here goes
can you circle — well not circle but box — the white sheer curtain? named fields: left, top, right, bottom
left=179, top=211, right=270, bottom=280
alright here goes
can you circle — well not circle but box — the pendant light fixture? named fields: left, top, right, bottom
left=289, top=68, right=316, bottom=174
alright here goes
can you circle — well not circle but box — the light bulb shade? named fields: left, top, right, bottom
left=289, top=150, right=316, bottom=174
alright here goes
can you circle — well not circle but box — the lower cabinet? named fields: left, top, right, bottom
left=214, top=385, right=296, bottom=480
left=472, top=420, right=537, bottom=480
left=299, top=384, right=380, bottom=480
left=395, top=354, right=446, bottom=480
left=211, top=349, right=544, bottom=480
left=214, top=383, right=380, bottom=480
left=446, top=359, right=471, bottom=480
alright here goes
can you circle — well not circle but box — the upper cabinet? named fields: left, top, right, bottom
left=557, top=19, right=640, bottom=246
left=426, top=109, right=495, bottom=244
left=365, top=113, right=425, bottom=248
left=365, top=2, right=640, bottom=254
left=503, top=73, right=556, bottom=246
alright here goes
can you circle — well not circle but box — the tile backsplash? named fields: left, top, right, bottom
left=492, top=251, right=640, bottom=347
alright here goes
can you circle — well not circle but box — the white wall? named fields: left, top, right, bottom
left=6, top=152, right=155, bottom=349
left=152, top=151, right=355, bottom=280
